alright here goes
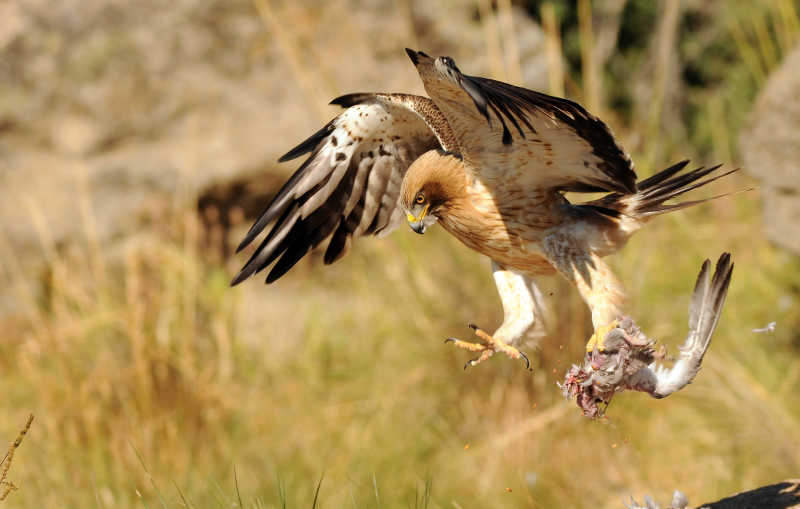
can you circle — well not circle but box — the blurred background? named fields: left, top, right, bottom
left=1, top=0, right=799, bottom=507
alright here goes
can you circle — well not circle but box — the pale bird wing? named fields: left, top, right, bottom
left=406, top=49, right=636, bottom=194
left=232, top=94, right=440, bottom=285
left=633, top=253, right=733, bottom=398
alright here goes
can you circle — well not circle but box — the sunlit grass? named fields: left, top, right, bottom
left=1, top=1, right=800, bottom=508
left=2, top=171, right=797, bottom=508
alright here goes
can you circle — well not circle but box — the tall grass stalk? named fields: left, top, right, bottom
left=541, top=2, right=565, bottom=96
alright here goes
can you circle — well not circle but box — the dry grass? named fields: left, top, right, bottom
left=0, top=414, right=33, bottom=502
left=1, top=1, right=800, bottom=508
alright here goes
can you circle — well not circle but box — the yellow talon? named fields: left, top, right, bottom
left=586, top=320, right=619, bottom=352
left=446, top=324, right=532, bottom=371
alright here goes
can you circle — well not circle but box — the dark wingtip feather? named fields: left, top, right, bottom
left=645, top=165, right=733, bottom=204
left=324, top=223, right=352, bottom=265
left=638, top=160, right=691, bottom=190
left=232, top=241, right=277, bottom=284
left=265, top=243, right=310, bottom=284
left=236, top=223, right=265, bottom=256
left=230, top=270, right=248, bottom=287
left=330, top=93, right=375, bottom=108
left=501, top=128, right=512, bottom=145
left=619, top=173, right=637, bottom=194
left=278, top=121, right=334, bottom=163
left=714, top=252, right=733, bottom=287
left=713, top=253, right=734, bottom=311
left=235, top=237, right=250, bottom=254
left=459, top=76, right=491, bottom=124
left=229, top=242, right=274, bottom=286
left=629, top=163, right=741, bottom=217
left=710, top=252, right=733, bottom=303
left=234, top=196, right=296, bottom=254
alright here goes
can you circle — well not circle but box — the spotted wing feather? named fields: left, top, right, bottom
left=232, top=97, right=439, bottom=285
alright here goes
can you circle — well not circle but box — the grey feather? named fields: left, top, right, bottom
left=651, top=252, right=733, bottom=397
left=355, top=157, right=393, bottom=236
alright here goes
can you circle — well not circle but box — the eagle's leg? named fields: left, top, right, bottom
left=585, top=320, right=620, bottom=353
left=445, top=262, right=541, bottom=370
left=577, top=260, right=627, bottom=353
left=542, top=234, right=627, bottom=352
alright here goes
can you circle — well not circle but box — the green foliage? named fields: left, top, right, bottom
left=526, top=0, right=800, bottom=161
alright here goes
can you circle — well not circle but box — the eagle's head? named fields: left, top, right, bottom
left=405, top=48, right=463, bottom=80
left=400, top=149, right=466, bottom=235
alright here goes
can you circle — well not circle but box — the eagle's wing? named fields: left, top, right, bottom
left=231, top=94, right=443, bottom=285
left=405, top=49, right=636, bottom=193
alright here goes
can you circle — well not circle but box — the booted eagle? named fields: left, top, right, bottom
left=232, top=49, right=735, bottom=374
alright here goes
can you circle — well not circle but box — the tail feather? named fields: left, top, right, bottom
left=640, top=164, right=720, bottom=197
left=639, top=164, right=723, bottom=202
left=584, top=161, right=741, bottom=220
left=636, top=159, right=690, bottom=190
left=636, top=191, right=739, bottom=217
left=635, top=167, right=740, bottom=216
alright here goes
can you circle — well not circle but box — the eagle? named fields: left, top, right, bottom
left=232, top=49, right=736, bottom=374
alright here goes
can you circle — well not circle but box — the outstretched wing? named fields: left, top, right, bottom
left=232, top=94, right=441, bottom=285
left=405, top=49, right=636, bottom=194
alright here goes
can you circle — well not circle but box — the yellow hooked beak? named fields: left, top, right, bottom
left=406, top=204, right=429, bottom=234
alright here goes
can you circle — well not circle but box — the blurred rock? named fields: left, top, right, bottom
left=699, top=479, right=800, bottom=508
left=627, top=481, right=800, bottom=509
left=0, top=0, right=547, bottom=315
left=49, top=114, right=105, bottom=156
left=740, top=43, right=800, bottom=255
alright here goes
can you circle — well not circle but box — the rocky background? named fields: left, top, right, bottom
left=741, top=44, right=800, bottom=255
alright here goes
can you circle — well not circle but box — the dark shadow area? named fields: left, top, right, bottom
left=701, top=480, right=800, bottom=509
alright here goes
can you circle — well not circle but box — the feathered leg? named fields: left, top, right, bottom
left=446, top=261, right=544, bottom=370
left=542, top=232, right=627, bottom=351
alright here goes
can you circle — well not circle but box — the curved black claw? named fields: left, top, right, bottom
left=444, top=337, right=457, bottom=344
left=468, top=323, right=479, bottom=331
left=518, top=350, right=532, bottom=371
left=464, top=357, right=480, bottom=370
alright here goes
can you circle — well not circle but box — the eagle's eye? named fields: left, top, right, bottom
left=440, top=57, right=455, bottom=69
left=415, top=192, right=425, bottom=204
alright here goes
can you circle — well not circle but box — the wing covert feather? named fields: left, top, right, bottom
left=405, top=49, right=637, bottom=194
